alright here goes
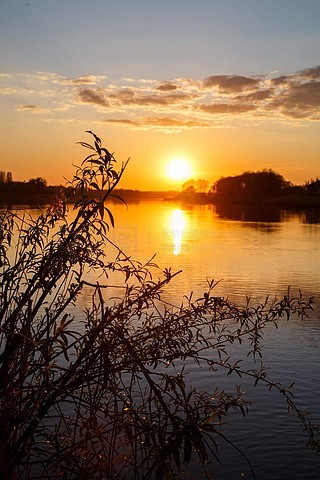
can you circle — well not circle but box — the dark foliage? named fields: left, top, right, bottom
left=214, top=170, right=289, bottom=201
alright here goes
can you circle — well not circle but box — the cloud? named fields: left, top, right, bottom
left=122, top=92, right=192, bottom=106
left=0, top=87, right=22, bottom=95
left=2, top=66, right=320, bottom=125
left=156, top=82, right=179, bottom=92
left=269, top=75, right=291, bottom=86
left=143, top=116, right=208, bottom=127
left=199, top=103, right=256, bottom=115
left=78, top=67, right=320, bottom=123
left=112, top=89, right=194, bottom=106
left=15, top=104, right=38, bottom=111
left=78, top=89, right=109, bottom=107
left=15, top=104, right=47, bottom=114
left=271, top=81, right=320, bottom=119
left=284, top=82, right=320, bottom=107
left=203, top=75, right=260, bottom=93
left=104, top=118, right=138, bottom=125
left=235, top=89, right=274, bottom=102
left=32, top=72, right=106, bottom=85
left=104, top=116, right=210, bottom=129
left=297, top=66, right=320, bottom=80
left=80, top=87, right=196, bottom=108
left=60, top=75, right=107, bottom=85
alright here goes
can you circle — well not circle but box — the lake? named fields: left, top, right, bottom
left=105, top=200, right=320, bottom=480
left=7, top=200, right=320, bottom=479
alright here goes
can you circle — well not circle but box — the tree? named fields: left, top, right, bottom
left=182, top=179, right=209, bottom=193
left=214, top=170, right=288, bottom=201
left=194, top=179, right=209, bottom=193
left=28, top=176, right=47, bottom=187
left=182, top=178, right=195, bottom=192
left=0, top=132, right=318, bottom=480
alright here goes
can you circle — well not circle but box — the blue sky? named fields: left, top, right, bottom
left=1, top=0, right=319, bottom=77
left=0, top=0, right=319, bottom=189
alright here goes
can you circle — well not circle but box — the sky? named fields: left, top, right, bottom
left=0, top=0, right=319, bottom=190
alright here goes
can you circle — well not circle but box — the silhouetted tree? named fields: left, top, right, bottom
left=27, top=177, right=48, bottom=194
left=182, top=179, right=209, bottom=193
left=306, top=179, right=320, bottom=195
left=214, top=169, right=288, bottom=201
left=195, top=179, right=209, bottom=192
left=28, top=177, right=47, bottom=187
left=182, top=179, right=195, bottom=192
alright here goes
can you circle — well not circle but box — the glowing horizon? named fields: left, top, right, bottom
left=0, top=1, right=319, bottom=190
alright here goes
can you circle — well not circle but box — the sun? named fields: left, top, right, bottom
left=166, top=157, right=192, bottom=182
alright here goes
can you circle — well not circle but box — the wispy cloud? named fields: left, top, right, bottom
left=78, top=89, right=109, bottom=107
left=1, top=66, right=320, bottom=127
left=235, top=89, right=274, bottom=102
left=59, top=75, right=107, bottom=85
left=31, top=72, right=107, bottom=86
left=15, top=104, right=48, bottom=114
left=270, top=81, right=320, bottom=119
left=297, top=65, right=320, bottom=80
left=104, top=115, right=210, bottom=132
left=199, top=103, right=257, bottom=115
left=202, top=75, right=260, bottom=93
left=156, top=82, right=179, bottom=92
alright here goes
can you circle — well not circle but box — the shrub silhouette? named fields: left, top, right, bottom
left=0, top=132, right=318, bottom=479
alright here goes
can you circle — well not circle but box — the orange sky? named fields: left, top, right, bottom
left=0, top=1, right=319, bottom=190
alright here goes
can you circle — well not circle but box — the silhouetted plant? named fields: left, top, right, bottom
left=0, top=132, right=318, bottom=480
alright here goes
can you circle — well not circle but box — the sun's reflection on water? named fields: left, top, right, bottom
left=168, top=208, right=187, bottom=256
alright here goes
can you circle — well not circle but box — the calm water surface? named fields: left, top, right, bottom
left=105, top=200, right=320, bottom=480
left=13, top=202, right=320, bottom=479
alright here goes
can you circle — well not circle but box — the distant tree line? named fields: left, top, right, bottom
left=0, top=175, right=67, bottom=204
left=2, top=168, right=320, bottom=206
left=212, top=169, right=290, bottom=201
left=181, top=170, right=291, bottom=198
left=177, top=169, right=320, bottom=207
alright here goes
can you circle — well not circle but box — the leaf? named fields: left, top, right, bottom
left=81, top=153, right=96, bottom=165
left=193, top=432, right=208, bottom=463
left=59, top=313, right=69, bottom=329
left=86, top=130, right=101, bottom=145
left=76, top=141, right=95, bottom=150
left=183, top=438, right=192, bottom=465
left=155, top=464, right=171, bottom=480
left=105, top=207, right=115, bottom=228
left=109, top=193, right=128, bottom=206
left=101, top=147, right=111, bottom=157
left=94, top=141, right=101, bottom=155
left=98, top=202, right=104, bottom=220
left=173, top=444, right=181, bottom=471
left=90, top=182, right=100, bottom=191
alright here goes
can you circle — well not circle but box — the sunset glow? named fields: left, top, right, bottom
left=0, top=1, right=319, bottom=190
left=168, top=208, right=187, bottom=256
left=165, top=157, right=193, bottom=182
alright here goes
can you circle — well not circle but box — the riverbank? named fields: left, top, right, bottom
left=1, top=185, right=320, bottom=211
